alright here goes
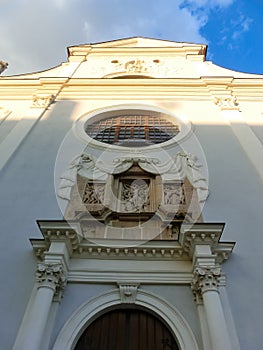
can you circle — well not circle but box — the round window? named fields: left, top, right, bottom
left=84, top=111, right=180, bottom=147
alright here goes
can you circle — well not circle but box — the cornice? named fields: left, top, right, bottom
left=1, top=76, right=263, bottom=100
left=68, top=44, right=206, bottom=62
left=31, top=220, right=234, bottom=265
left=30, top=220, right=82, bottom=258
left=179, top=223, right=235, bottom=263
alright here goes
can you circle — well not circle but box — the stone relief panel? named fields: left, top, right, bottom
left=57, top=151, right=208, bottom=233
left=120, top=179, right=150, bottom=212
left=163, top=183, right=185, bottom=205
left=83, top=183, right=105, bottom=205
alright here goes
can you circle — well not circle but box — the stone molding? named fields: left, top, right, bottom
left=36, top=263, right=66, bottom=298
left=180, top=223, right=235, bottom=263
left=191, top=266, right=221, bottom=298
left=31, top=221, right=234, bottom=263
left=117, top=282, right=139, bottom=303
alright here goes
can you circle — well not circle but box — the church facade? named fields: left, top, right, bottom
left=0, top=37, right=263, bottom=350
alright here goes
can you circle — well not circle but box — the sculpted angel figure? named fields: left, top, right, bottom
left=122, top=180, right=149, bottom=212
left=57, top=153, right=94, bottom=200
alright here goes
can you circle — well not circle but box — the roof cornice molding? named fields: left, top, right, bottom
left=31, top=220, right=234, bottom=264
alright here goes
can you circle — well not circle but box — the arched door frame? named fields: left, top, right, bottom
left=52, top=288, right=200, bottom=350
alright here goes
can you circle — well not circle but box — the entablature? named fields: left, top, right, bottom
left=31, top=220, right=234, bottom=267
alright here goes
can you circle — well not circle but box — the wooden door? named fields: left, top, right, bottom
left=75, top=308, right=179, bottom=350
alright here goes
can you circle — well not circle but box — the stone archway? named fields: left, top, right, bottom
left=52, top=288, right=199, bottom=350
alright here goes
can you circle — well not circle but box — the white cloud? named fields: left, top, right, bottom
left=232, top=15, right=253, bottom=40
left=0, top=0, right=235, bottom=75
left=180, top=0, right=234, bottom=9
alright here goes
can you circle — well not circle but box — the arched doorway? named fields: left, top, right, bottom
left=74, top=307, right=180, bottom=350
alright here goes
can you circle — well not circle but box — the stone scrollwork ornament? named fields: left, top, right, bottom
left=57, top=154, right=97, bottom=200
left=213, top=96, right=238, bottom=110
left=118, top=283, right=139, bottom=303
left=32, top=94, right=55, bottom=108
left=0, top=60, right=8, bottom=74
left=57, top=151, right=208, bottom=205
left=36, top=263, right=66, bottom=296
left=191, top=266, right=221, bottom=296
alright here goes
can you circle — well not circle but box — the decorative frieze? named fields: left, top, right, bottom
left=36, top=263, right=66, bottom=297
left=191, top=266, right=221, bottom=297
left=92, top=57, right=189, bottom=78
left=32, top=94, right=55, bottom=108
left=118, top=283, right=139, bottom=303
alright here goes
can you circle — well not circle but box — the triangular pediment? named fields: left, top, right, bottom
left=67, top=36, right=207, bottom=61
left=87, top=36, right=203, bottom=48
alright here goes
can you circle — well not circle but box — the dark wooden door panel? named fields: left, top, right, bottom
left=75, top=308, right=179, bottom=350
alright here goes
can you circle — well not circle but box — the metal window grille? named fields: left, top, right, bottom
left=85, top=115, right=179, bottom=146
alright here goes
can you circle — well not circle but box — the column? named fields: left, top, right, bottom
left=13, top=263, right=66, bottom=350
left=192, top=266, right=232, bottom=350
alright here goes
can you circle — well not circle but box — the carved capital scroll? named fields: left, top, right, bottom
left=36, top=263, right=66, bottom=298
left=191, top=266, right=221, bottom=297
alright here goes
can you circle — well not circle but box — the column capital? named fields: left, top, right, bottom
left=36, top=263, right=66, bottom=298
left=191, top=266, right=221, bottom=296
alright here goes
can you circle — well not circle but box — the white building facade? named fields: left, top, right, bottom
left=0, top=37, right=263, bottom=350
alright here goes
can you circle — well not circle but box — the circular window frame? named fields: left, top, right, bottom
left=73, top=104, right=192, bottom=150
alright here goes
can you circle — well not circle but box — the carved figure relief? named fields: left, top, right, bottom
left=121, top=179, right=150, bottom=212
left=163, top=183, right=185, bottom=205
left=83, top=183, right=105, bottom=205
left=57, top=153, right=97, bottom=200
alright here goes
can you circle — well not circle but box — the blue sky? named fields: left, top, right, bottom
left=1, top=0, right=262, bottom=75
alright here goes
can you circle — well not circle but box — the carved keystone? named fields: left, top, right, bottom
left=117, top=282, right=139, bottom=303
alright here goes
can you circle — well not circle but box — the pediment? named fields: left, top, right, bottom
left=65, top=37, right=208, bottom=79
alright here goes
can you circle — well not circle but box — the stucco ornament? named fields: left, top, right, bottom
left=137, top=152, right=209, bottom=203
left=213, top=96, right=238, bottom=110
left=36, top=263, right=66, bottom=294
left=57, top=151, right=208, bottom=203
left=58, top=154, right=95, bottom=200
left=191, top=266, right=222, bottom=296
left=118, top=283, right=139, bottom=303
left=32, top=94, right=55, bottom=108
left=0, top=60, right=8, bottom=74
